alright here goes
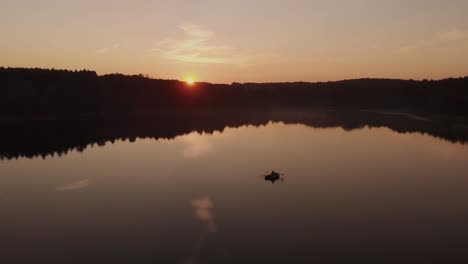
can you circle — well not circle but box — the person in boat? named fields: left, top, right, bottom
left=265, top=171, right=281, bottom=183
left=270, top=171, right=280, bottom=177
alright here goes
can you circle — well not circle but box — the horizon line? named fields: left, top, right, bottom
left=1, top=66, right=467, bottom=85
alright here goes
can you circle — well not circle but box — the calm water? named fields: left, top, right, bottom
left=2, top=119, right=468, bottom=263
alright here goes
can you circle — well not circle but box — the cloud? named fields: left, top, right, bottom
left=96, top=43, right=120, bottom=54
left=56, top=179, right=89, bottom=191
left=152, top=23, right=250, bottom=65
left=399, top=29, right=468, bottom=53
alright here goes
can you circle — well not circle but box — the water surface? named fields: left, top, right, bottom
left=1, top=118, right=468, bottom=263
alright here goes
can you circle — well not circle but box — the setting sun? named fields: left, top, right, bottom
left=186, top=77, right=195, bottom=85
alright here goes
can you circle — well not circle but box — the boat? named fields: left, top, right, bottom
left=264, top=170, right=282, bottom=183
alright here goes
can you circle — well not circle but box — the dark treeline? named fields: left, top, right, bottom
left=1, top=67, right=468, bottom=159
left=1, top=109, right=467, bottom=160
left=1, top=67, right=468, bottom=122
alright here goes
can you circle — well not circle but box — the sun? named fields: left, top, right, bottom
left=186, top=77, right=195, bottom=85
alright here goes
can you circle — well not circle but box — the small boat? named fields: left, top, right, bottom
left=264, top=170, right=282, bottom=183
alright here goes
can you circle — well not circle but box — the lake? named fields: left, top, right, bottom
left=1, top=110, right=468, bottom=263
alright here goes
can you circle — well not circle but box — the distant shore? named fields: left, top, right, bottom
left=1, top=67, right=468, bottom=123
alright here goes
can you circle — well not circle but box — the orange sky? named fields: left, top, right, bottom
left=1, top=0, right=468, bottom=83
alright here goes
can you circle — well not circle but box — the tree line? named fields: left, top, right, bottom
left=1, top=67, right=468, bottom=122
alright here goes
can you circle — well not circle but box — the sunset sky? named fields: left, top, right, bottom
left=1, top=0, right=468, bottom=83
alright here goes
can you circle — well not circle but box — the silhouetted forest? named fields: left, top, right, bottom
left=1, top=67, right=468, bottom=123
left=1, top=67, right=468, bottom=159
left=1, top=109, right=467, bottom=160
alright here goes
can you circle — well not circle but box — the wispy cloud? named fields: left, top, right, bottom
left=56, top=179, right=89, bottom=191
left=96, top=43, right=120, bottom=54
left=399, top=29, right=468, bottom=53
left=152, top=23, right=250, bottom=65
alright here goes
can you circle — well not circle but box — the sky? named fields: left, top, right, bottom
left=1, top=0, right=468, bottom=83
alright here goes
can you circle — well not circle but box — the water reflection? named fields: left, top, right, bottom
left=186, top=197, right=218, bottom=264
left=1, top=110, right=468, bottom=262
left=56, top=179, right=89, bottom=191
left=191, top=197, right=217, bottom=232
left=180, top=133, right=214, bottom=159
left=0, top=108, right=467, bottom=160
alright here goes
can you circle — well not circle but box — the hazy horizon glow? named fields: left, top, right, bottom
left=1, top=0, right=468, bottom=83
